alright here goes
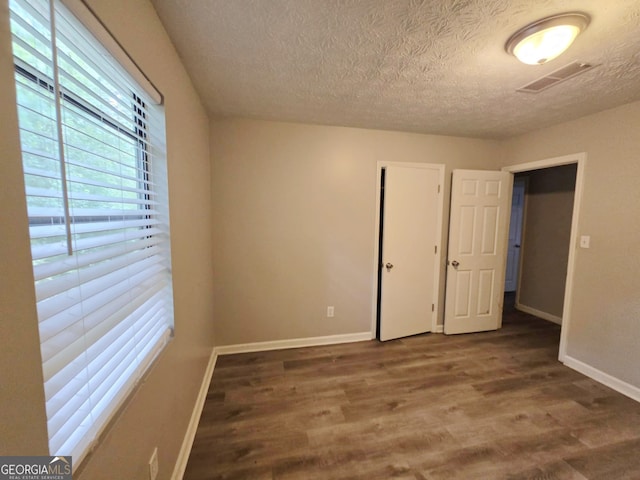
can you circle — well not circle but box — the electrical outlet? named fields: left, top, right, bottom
left=327, top=306, right=334, bottom=318
left=149, top=447, right=158, bottom=480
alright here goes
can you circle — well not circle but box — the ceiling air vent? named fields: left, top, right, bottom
left=517, top=61, right=598, bottom=93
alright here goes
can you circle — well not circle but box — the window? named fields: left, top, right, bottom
left=9, top=0, right=173, bottom=465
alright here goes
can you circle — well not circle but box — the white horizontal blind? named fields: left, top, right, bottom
left=9, top=0, right=173, bottom=465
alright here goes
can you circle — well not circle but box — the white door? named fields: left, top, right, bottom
left=504, top=179, right=525, bottom=292
left=444, top=170, right=511, bottom=335
left=379, top=164, right=442, bottom=341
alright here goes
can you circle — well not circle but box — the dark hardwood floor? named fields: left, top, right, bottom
left=185, top=299, right=640, bottom=479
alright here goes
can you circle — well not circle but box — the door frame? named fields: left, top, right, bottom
left=505, top=178, right=526, bottom=293
left=514, top=177, right=530, bottom=301
left=371, top=161, right=445, bottom=338
left=502, top=152, right=586, bottom=362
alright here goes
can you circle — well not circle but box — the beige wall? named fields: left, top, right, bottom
left=517, top=165, right=577, bottom=318
left=503, top=100, right=640, bottom=388
left=0, top=0, right=215, bottom=478
left=210, top=118, right=503, bottom=345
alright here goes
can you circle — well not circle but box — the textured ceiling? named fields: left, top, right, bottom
left=150, top=0, right=640, bottom=139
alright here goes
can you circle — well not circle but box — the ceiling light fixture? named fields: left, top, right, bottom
left=506, top=12, right=590, bottom=65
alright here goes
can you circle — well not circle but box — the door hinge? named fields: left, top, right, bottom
left=434, top=245, right=437, bottom=254
left=438, top=184, right=441, bottom=193
left=432, top=304, right=435, bottom=312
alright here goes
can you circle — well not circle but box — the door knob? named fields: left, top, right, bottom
left=385, top=262, right=394, bottom=271
left=451, top=260, right=459, bottom=268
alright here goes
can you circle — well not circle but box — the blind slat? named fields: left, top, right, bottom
left=33, top=234, right=161, bottom=280
left=36, top=254, right=166, bottom=324
left=42, top=279, right=170, bottom=381
left=30, top=227, right=162, bottom=261
left=30, top=217, right=159, bottom=240
left=36, top=246, right=163, bottom=303
left=44, top=289, right=168, bottom=409
left=27, top=205, right=161, bottom=218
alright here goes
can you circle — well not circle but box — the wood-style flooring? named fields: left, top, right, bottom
left=185, top=302, right=640, bottom=479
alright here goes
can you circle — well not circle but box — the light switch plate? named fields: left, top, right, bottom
left=580, top=235, right=590, bottom=248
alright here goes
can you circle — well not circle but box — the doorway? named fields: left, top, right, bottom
left=503, top=153, right=586, bottom=362
left=510, top=164, right=577, bottom=325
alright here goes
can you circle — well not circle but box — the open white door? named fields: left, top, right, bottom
left=444, top=170, right=512, bottom=335
left=379, top=164, right=442, bottom=341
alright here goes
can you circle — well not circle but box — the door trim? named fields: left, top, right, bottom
left=502, top=152, right=586, bottom=363
left=514, top=177, right=529, bottom=304
left=505, top=178, right=526, bottom=293
left=371, top=161, right=445, bottom=338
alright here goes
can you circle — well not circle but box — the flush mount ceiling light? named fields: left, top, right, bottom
left=506, top=13, right=590, bottom=65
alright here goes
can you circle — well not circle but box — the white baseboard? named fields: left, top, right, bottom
left=435, top=325, right=444, bottom=333
left=563, top=354, right=640, bottom=404
left=215, top=331, right=373, bottom=355
left=515, top=303, right=562, bottom=325
left=171, top=349, right=218, bottom=480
